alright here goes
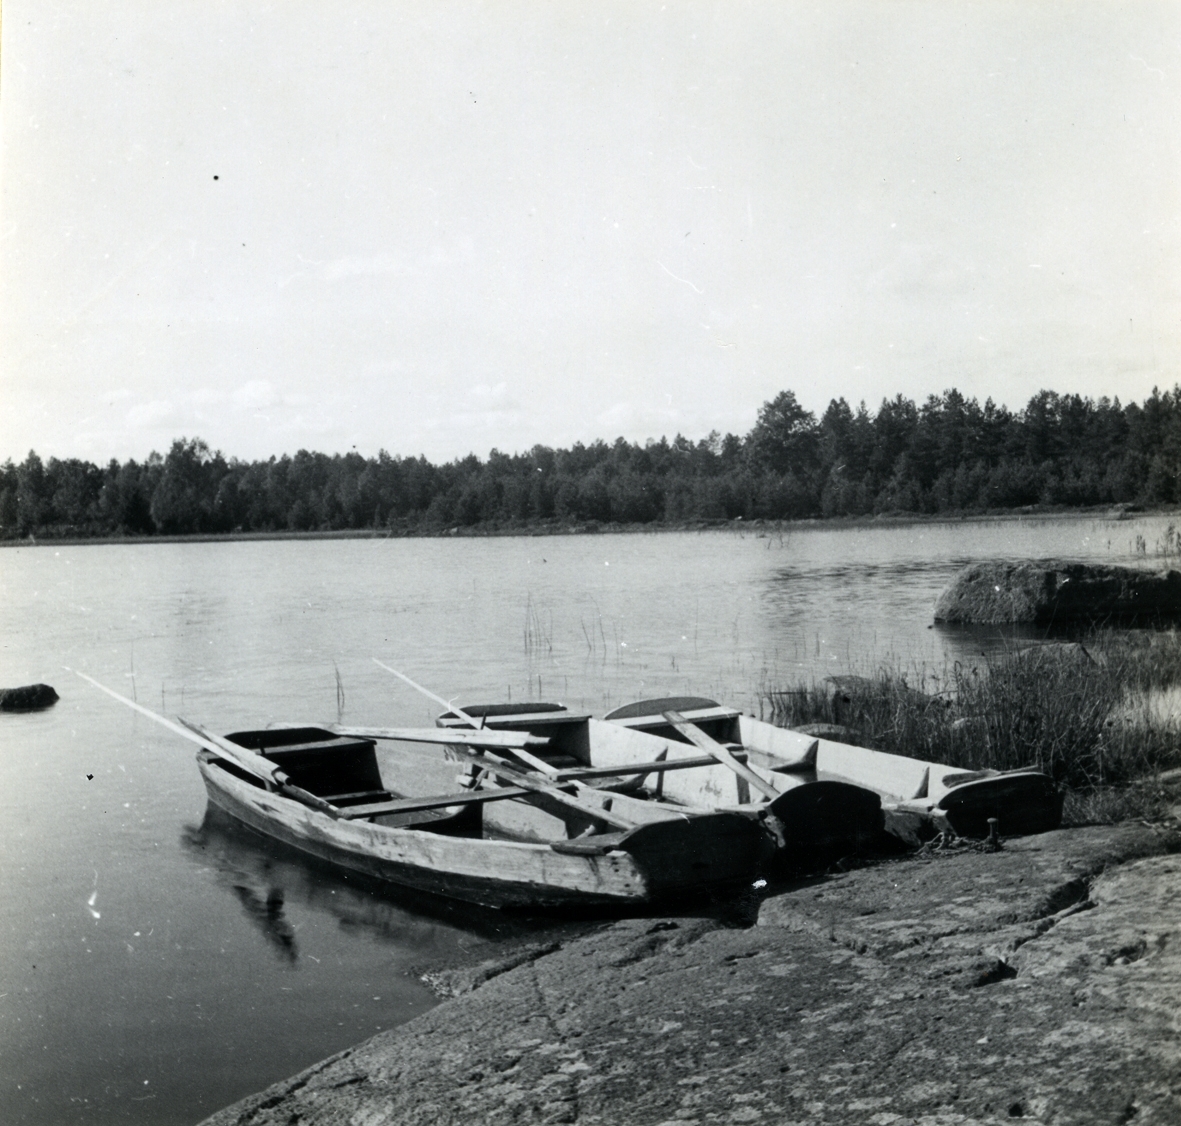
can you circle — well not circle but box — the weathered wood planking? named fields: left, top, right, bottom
left=731, top=713, right=1061, bottom=839
left=197, top=752, right=763, bottom=909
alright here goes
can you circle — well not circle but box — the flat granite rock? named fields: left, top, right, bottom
left=199, top=822, right=1181, bottom=1126
left=933, top=561, right=1181, bottom=624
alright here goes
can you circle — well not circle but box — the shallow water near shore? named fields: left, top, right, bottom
left=0, top=512, right=1175, bottom=1124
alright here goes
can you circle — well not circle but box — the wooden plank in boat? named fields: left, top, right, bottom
left=331, top=725, right=552, bottom=750
left=586, top=718, right=748, bottom=808
left=337, top=785, right=537, bottom=819
left=447, top=749, right=639, bottom=831
left=552, top=752, right=748, bottom=781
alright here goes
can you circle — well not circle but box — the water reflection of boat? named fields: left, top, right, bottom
left=180, top=804, right=545, bottom=953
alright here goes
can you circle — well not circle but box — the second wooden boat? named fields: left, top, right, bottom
left=434, top=702, right=884, bottom=857
left=603, top=696, right=1063, bottom=841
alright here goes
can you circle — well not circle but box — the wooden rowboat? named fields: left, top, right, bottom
left=434, top=702, right=884, bottom=858
left=199, top=725, right=766, bottom=910
left=602, top=696, right=1063, bottom=841
left=72, top=670, right=765, bottom=911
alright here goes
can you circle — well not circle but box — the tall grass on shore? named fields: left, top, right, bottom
left=762, top=631, right=1181, bottom=823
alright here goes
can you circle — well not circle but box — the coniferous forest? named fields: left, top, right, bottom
left=3, top=386, right=1180, bottom=540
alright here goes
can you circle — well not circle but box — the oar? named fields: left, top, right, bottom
left=176, top=719, right=342, bottom=819
left=372, top=660, right=561, bottom=776
left=373, top=659, right=637, bottom=830
left=325, top=724, right=552, bottom=752
left=446, top=746, right=637, bottom=831
left=662, top=709, right=780, bottom=802
left=70, top=669, right=280, bottom=784
left=69, top=669, right=340, bottom=819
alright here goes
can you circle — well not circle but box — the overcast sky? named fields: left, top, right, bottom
left=1, top=1, right=1177, bottom=465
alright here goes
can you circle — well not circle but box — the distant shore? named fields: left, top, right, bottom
left=0, top=502, right=1171, bottom=549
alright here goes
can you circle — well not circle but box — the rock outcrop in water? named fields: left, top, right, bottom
left=934, top=561, right=1181, bottom=624
left=199, top=821, right=1181, bottom=1126
left=0, top=683, right=59, bottom=711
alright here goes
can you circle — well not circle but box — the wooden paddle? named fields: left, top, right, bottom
left=373, top=659, right=637, bottom=830
left=662, top=709, right=780, bottom=802
left=176, top=719, right=343, bottom=818
left=70, top=669, right=341, bottom=819
left=326, top=723, right=552, bottom=752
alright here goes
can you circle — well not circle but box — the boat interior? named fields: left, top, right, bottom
left=221, top=726, right=482, bottom=834
left=435, top=703, right=595, bottom=769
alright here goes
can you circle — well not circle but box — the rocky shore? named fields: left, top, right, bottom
left=200, top=820, right=1181, bottom=1126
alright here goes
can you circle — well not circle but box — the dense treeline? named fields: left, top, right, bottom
left=3, top=385, right=1180, bottom=539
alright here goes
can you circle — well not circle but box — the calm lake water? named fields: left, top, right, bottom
left=0, top=513, right=1175, bottom=1124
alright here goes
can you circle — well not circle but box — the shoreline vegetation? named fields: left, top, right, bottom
left=3, top=503, right=1178, bottom=549
left=761, top=630, right=1181, bottom=829
left=4, top=384, right=1181, bottom=542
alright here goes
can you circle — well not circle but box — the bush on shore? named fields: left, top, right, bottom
left=761, top=630, right=1181, bottom=824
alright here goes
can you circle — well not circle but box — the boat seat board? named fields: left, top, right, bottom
left=323, top=788, right=395, bottom=805
left=338, top=785, right=538, bottom=819
left=264, top=738, right=378, bottom=757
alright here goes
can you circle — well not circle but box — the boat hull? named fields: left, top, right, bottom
left=733, top=714, right=1063, bottom=840
left=603, top=700, right=1062, bottom=842
left=198, top=754, right=762, bottom=910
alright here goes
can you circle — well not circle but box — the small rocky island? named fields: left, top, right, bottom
left=933, top=561, right=1181, bottom=625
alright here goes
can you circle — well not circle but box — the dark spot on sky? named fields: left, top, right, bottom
left=86, top=773, right=93, bottom=780
left=213, top=175, right=219, bottom=181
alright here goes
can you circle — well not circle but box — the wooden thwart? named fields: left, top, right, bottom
left=336, top=784, right=538, bottom=820
left=551, top=752, right=747, bottom=782
left=446, top=746, right=637, bottom=830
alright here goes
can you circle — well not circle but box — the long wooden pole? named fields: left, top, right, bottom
left=327, top=724, right=552, bottom=752
left=372, top=658, right=637, bottom=830
left=662, top=709, right=781, bottom=802
left=70, top=669, right=341, bottom=819
left=442, top=746, right=637, bottom=831
left=70, top=669, right=279, bottom=785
